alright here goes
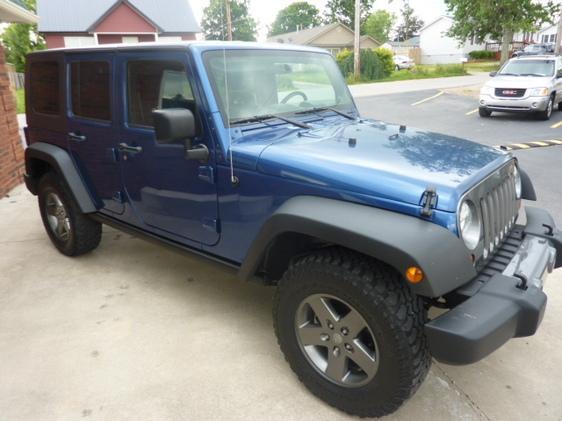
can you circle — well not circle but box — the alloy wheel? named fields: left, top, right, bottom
left=45, top=192, right=71, bottom=241
left=295, top=294, right=379, bottom=388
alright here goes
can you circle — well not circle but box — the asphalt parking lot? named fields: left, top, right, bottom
left=1, top=86, right=562, bottom=421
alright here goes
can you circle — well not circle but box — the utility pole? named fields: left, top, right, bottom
left=353, top=0, right=361, bottom=80
left=556, top=11, right=562, bottom=56
left=225, top=0, right=233, bottom=41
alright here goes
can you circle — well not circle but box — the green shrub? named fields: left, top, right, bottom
left=468, top=50, right=496, bottom=60
left=374, top=47, right=394, bottom=77
left=336, top=48, right=392, bottom=81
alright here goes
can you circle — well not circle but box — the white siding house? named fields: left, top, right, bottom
left=419, top=16, right=486, bottom=64
left=536, top=25, right=558, bottom=44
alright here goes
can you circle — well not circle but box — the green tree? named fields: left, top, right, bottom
left=395, top=2, right=424, bottom=42
left=445, top=0, right=560, bottom=64
left=324, top=0, right=375, bottom=29
left=202, top=0, right=258, bottom=41
left=362, top=10, right=396, bottom=42
left=1, top=0, right=44, bottom=72
left=268, top=2, right=321, bottom=37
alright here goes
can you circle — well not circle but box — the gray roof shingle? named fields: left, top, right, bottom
left=37, top=0, right=200, bottom=33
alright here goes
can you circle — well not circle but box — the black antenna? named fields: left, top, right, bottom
left=222, top=0, right=238, bottom=186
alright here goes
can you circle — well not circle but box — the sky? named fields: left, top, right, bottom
left=188, top=0, right=449, bottom=40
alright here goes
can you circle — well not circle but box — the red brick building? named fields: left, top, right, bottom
left=0, top=0, right=37, bottom=198
left=38, top=0, right=200, bottom=49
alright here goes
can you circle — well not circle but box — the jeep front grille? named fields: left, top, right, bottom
left=480, top=173, right=519, bottom=257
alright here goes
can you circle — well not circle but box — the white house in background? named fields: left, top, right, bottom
left=419, top=16, right=485, bottom=64
left=536, top=24, right=558, bottom=44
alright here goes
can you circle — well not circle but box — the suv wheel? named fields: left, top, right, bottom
left=538, top=95, right=554, bottom=120
left=38, top=172, right=102, bottom=256
left=479, top=107, right=492, bottom=117
left=273, top=248, right=430, bottom=417
left=558, top=101, right=562, bottom=112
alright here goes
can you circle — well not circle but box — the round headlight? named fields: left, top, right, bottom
left=459, top=200, right=481, bottom=250
left=514, top=166, right=522, bottom=199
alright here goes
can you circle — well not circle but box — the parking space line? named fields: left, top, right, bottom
left=411, top=91, right=444, bottom=106
left=497, top=139, right=562, bottom=151
left=466, top=108, right=479, bottom=116
left=550, top=121, right=562, bottom=129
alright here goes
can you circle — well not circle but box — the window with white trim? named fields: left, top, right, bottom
left=64, top=36, right=96, bottom=47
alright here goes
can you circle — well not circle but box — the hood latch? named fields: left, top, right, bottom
left=420, top=187, right=438, bottom=217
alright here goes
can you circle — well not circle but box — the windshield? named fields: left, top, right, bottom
left=204, top=49, right=354, bottom=124
left=499, top=60, right=554, bottom=76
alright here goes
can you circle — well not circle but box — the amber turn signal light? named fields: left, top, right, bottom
left=405, top=267, right=424, bottom=284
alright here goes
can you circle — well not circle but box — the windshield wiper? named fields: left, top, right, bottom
left=296, top=107, right=356, bottom=120
left=498, top=72, right=520, bottom=76
left=229, top=114, right=311, bottom=129
left=520, top=73, right=546, bottom=77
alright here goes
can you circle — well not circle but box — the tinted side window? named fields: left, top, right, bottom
left=30, top=61, right=60, bottom=115
left=71, top=61, right=111, bottom=121
left=127, top=60, right=194, bottom=127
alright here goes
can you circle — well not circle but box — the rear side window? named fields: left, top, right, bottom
left=127, top=60, right=194, bottom=127
left=71, top=61, right=111, bottom=121
left=30, top=61, right=60, bottom=115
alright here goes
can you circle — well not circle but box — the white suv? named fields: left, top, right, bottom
left=479, top=55, right=562, bottom=120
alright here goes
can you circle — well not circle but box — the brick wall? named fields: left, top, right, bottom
left=0, top=45, right=24, bottom=198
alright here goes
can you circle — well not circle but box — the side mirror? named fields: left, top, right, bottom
left=489, top=71, right=497, bottom=77
left=152, top=108, right=209, bottom=163
left=557, top=71, right=562, bottom=79
left=152, top=108, right=196, bottom=145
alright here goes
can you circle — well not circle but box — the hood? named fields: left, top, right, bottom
left=232, top=120, right=509, bottom=212
left=485, top=75, right=553, bottom=89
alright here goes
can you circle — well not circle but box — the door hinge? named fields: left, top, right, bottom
left=203, top=217, right=221, bottom=234
left=198, top=166, right=215, bottom=184
left=420, top=187, right=438, bottom=217
left=113, top=191, right=125, bottom=204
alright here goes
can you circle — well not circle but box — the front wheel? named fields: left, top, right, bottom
left=273, top=249, right=430, bottom=417
left=479, top=107, right=492, bottom=117
left=537, top=96, right=554, bottom=120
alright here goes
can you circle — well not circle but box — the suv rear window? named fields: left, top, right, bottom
left=71, top=61, right=111, bottom=121
left=30, top=61, right=60, bottom=115
left=127, top=60, right=194, bottom=127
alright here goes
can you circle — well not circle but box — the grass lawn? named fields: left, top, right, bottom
left=465, top=61, right=501, bottom=73
left=15, top=89, right=25, bottom=114
left=346, top=61, right=501, bottom=85
left=347, top=64, right=469, bottom=85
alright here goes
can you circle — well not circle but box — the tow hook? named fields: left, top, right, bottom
left=514, top=273, right=528, bottom=291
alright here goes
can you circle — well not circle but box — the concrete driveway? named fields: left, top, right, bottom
left=1, top=184, right=561, bottom=421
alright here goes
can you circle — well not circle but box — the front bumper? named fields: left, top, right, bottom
left=479, top=94, right=550, bottom=113
left=425, top=207, right=561, bottom=365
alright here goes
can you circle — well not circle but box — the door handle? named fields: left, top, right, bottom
left=118, top=143, right=143, bottom=154
left=68, top=132, right=86, bottom=142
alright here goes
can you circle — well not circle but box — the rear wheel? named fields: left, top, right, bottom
left=273, top=248, right=430, bottom=417
left=558, top=101, right=562, bottom=112
left=479, top=107, right=492, bottom=117
left=38, top=172, right=101, bottom=256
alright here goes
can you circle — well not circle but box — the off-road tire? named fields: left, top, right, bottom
left=479, top=107, right=492, bottom=117
left=273, top=248, right=431, bottom=418
left=537, top=95, right=554, bottom=120
left=38, top=172, right=101, bottom=256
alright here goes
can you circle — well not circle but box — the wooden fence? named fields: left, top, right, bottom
left=8, top=72, right=24, bottom=90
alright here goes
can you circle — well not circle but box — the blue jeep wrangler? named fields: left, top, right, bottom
left=24, top=42, right=561, bottom=417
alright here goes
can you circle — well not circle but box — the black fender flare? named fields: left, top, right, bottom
left=239, top=196, right=477, bottom=298
left=24, top=142, right=98, bottom=213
